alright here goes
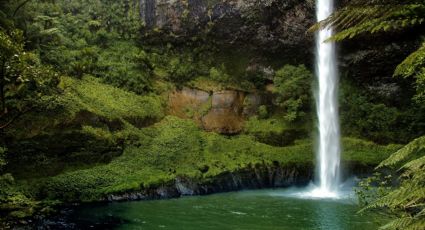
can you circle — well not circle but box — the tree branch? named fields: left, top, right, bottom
left=13, top=0, right=33, bottom=17
left=0, top=107, right=32, bottom=130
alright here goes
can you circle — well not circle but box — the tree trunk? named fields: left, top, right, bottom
left=0, top=59, right=6, bottom=115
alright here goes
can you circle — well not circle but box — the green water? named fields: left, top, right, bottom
left=71, top=188, right=386, bottom=230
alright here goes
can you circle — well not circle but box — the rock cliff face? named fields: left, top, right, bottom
left=140, top=0, right=315, bottom=56
left=140, top=0, right=420, bottom=97
left=168, top=87, right=268, bottom=133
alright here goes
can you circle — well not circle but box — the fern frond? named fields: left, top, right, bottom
left=401, top=155, right=425, bottom=176
left=360, top=136, right=425, bottom=229
left=395, top=42, right=425, bottom=78
left=310, top=1, right=425, bottom=41
left=377, top=136, right=425, bottom=168
left=380, top=217, right=413, bottom=230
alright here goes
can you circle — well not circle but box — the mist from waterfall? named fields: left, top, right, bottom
left=312, top=0, right=341, bottom=198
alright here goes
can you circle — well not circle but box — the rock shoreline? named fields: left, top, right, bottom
left=106, top=162, right=313, bottom=202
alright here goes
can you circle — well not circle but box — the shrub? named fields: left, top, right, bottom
left=339, top=83, right=413, bottom=143
left=273, top=65, right=313, bottom=122
left=168, top=57, right=197, bottom=86
left=258, top=105, right=268, bottom=119
left=95, top=41, right=153, bottom=94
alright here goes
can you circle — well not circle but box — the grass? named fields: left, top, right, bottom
left=341, top=137, right=402, bottom=166
left=59, top=76, right=164, bottom=121
left=4, top=76, right=166, bottom=181
left=244, top=116, right=288, bottom=134
left=8, top=76, right=165, bottom=140
left=18, top=116, right=400, bottom=203
left=243, top=116, right=310, bottom=146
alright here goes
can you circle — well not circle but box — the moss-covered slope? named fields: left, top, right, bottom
left=0, top=77, right=401, bottom=224
left=21, top=116, right=400, bottom=204
left=5, top=76, right=165, bottom=178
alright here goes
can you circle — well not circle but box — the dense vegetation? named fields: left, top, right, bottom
left=0, top=0, right=423, bottom=228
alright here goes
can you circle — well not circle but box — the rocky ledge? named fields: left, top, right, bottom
left=105, top=160, right=374, bottom=202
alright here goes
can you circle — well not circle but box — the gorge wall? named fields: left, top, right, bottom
left=140, top=0, right=315, bottom=57
left=139, top=0, right=420, bottom=93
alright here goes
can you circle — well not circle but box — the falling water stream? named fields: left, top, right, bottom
left=298, top=0, right=342, bottom=199
left=313, top=0, right=341, bottom=197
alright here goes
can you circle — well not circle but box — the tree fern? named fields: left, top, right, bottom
left=358, top=136, right=425, bottom=230
left=394, top=41, right=425, bottom=103
left=311, top=0, right=425, bottom=41
left=377, top=136, right=425, bottom=168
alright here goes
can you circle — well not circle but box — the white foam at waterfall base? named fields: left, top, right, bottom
left=268, top=178, right=359, bottom=201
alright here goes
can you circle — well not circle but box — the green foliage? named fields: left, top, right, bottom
left=312, top=0, right=425, bottom=42
left=342, top=138, right=401, bottom=166
left=95, top=41, right=153, bottom=93
left=209, top=65, right=231, bottom=83
left=0, top=147, right=6, bottom=172
left=0, top=173, right=37, bottom=222
left=394, top=41, right=425, bottom=104
left=243, top=116, right=303, bottom=146
left=340, top=83, right=407, bottom=143
left=0, top=12, right=59, bottom=130
left=356, top=136, right=425, bottom=230
left=273, top=65, right=313, bottom=122
left=15, top=0, right=151, bottom=94
left=257, top=105, right=268, bottom=119
left=245, top=116, right=288, bottom=135
left=167, top=56, right=197, bottom=86
left=19, top=116, right=395, bottom=203
left=379, top=136, right=425, bottom=168
left=58, top=76, right=164, bottom=122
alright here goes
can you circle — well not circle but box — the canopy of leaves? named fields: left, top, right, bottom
left=0, top=1, right=59, bottom=130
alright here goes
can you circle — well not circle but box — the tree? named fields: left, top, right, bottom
left=0, top=21, right=25, bottom=128
left=273, top=65, right=312, bottom=122
left=0, top=1, right=59, bottom=130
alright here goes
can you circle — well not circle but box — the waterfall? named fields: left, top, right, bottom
left=313, top=0, right=341, bottom=197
